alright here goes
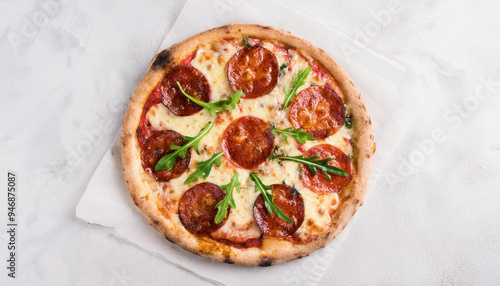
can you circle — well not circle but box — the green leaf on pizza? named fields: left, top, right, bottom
left=214, top=172, right=241, bottom=224
left=270, top=126, right=317, bottom=144
left=243, top=36, right=252, bottom=48
left=279, top=62, right=289, bottom=77
left=154, top=122, right=213, bottom=171
left=184, top=152, right=224, bottom=184
left=249, top=173, right=292, bottom=224
left=276, top=155, right=349, bottom=182
left=282, top=66, right=312, bottom=109
left=344, top=114, right=353, bottom=129
left=176, top=81, right=243, bottom=116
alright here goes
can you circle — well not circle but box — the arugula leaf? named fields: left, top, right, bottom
left=344, top=114, right=353, bottom=129
left=243, top=36, right=252, bottom=48
left=184, top=152, right=223, bottom=184
left=279, top=62, right=289, bottom=77
left=269, top=145, right=284, bottom=160
left=176, top=82, right=243, bottom=116
left=282, top=66, right=312, bottom=109
left=215, top=172, right=241, bottom=224
left=154, top=122, right=213, bottom=171
left=249, top=173, right=292, bottom=224
left=271, top=126, right=317, bottom=144
left=211, top=89, right=243, bottom=111
left=276, top=155, right=349, bottom=182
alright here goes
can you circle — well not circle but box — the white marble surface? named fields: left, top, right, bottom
left=1, top=0, right=499, bottom=285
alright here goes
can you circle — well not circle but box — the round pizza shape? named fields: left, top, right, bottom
left=120, top=23, right=374, bottom=266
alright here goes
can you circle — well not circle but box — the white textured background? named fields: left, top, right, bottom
left=1, top=0, right=499, bottom=285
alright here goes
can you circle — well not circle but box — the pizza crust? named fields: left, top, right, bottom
left=120, top=23, right=374, bottom=266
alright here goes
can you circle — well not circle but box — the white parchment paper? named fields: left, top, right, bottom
left=76, top=0, right=423, bottom=284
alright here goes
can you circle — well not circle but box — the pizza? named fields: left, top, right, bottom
left=120, top=23, right=374, bottom=266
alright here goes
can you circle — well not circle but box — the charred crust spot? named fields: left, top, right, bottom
left=165, top=236, right=174, bottom=243
left=259, top=259, right=273, bottom=267
left=366, top=154, right=370, bottom=158
left=153, top=220, right=159, bottom=225
left=354, top=199, right=360, bottom=205
left=152, top=50, right=173, bottom=70
left=262, top=26, right=271, bottom=30
left=370, top=134, right=374, bottom=140
left=223, top=256, right=234, bottom=264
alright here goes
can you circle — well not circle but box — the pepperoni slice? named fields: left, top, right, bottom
left=301, top=144, right=352, bottom=194
left=140, top=130, right=190, bottom=182
left=227, top=45, right=279, bottom=98
left=221, top=116, right=274, bottom=169
left=289, top=85, right=345, bottom=139
left=161, top=65, right=211, bottom=116
left=178, top=183, right=227, bottom=235
left=253, top=184, right=304, bottom=237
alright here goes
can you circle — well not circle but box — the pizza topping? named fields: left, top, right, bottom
left=253, top=184, right=304, bottom=237
left=276, top=154, right=348, bottom=181
left=282, top=66, right=312, bottom=109
left=178, top=182, right=227, bottom=235
left=180, top=51, right=196, bottom=66
left=215, top=172, right=240, bottom=224
left=141, top=130, right=190, bottom=182
left=243, top=36, right=252, bottom=48
left=226, top=45, right=279, bottom=98
left=221, top=116, right=274, bottom=169
left=161, top=65, right=211, bottom=116
left=301, top=144, right=352, bottom=194
left=278, top=62, right=289, bottom=77
left=184, top=152, right=223, bottom=184
left=155, top=122, right=213, bottom=171
left=137, top=82, right=163, bottom=147
left=289, top=85, right=346, bottom=139
left=249, top=173, right=292, bottom=224
left=176, top=81, right=243, bottom=116
left=344, top=113, right=353, bottom=129
left=270, top=126, right=317, bottom=145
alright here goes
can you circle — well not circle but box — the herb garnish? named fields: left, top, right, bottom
left=243, top=36, right=252, bottom=48
left=275, top=155, right=348, bottom=182
left=249, top=173, right=292, bottom=223
left=282, top=66, right=312, bottom=109
left=154, top=122, right=213, bottom=171
left=184, top=152, right=223, bottom=184
left=271, top=126, right=317, bottom=144
left=279, top=62, right=289, bottom=77
left=176, top=82, right=243, bottom=116
left=344, top=114, right=353, bottom=129
left=215, top=172, right=240, bottom=224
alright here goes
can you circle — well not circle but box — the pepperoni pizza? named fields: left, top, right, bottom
left=120, top=24, right=374, bottom=266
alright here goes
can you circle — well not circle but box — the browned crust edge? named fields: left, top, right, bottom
left=120, top=23, right=374, bottom=266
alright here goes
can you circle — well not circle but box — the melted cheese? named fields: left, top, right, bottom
left=144, top=39, right=354, bottom=241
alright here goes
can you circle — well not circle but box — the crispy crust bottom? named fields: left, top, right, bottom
left=120, top=23, right=374, bottom=266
